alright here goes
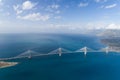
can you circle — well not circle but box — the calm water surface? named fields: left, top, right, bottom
left=0, top=34, right=120, bottom=80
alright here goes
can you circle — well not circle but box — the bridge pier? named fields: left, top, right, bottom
left=105, top=47, right=109, bottom=54
left=28, top=54, right=32, bottom=58
left=58, top=48, right=62, bottom=56
left=84, top=47, right=87, bottom=56
left=27, top=50, right=32, bottom=58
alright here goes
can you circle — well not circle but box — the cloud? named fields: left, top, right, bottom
left=95, top=0, right=107, bottom=3
left=17, top=13, right=50, bottom=21
left=22, top=1, right=36, bottom=10
left=105, top=4, right=117, bottom=9
left=13, top=5, right=23, bottom=14
left=45, top=4, right=61, bottom=15
left=0, top=0, right=3, bottom=6
left=0, top=0, right=2, bottom=3
left=50, top=4, right=60, bottom=9
left=78, top=3, right=88, bottom=7
left=46, top=4, right=60, bottom=12
left=0, top=0, right=2, bottom=4
left=13, top=0, right=37, bottom=14
left=0, top=0, right=5, bottom=13
left=106, top=23, right=120, bottom=29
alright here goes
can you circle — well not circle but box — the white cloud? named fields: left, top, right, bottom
left=45, top=4, right=61, bottom=15
left=13, top=5, right=23, bottom=14
left=13, top=1, right=36, bottom=14
left=17, top=13, right=50, bottom=21
left=0, top=0, right=3, bottom=6
left=106, top=23, right=120, bottom=29
left=83, top=22, right=109, bottom=30
left=50, top=4, right=60, bottom=9
left=22, top=1, right=36, bottom=10
left=85, top=23, right=120, bottom=30
left=95, top=0, right=107, bottom=3
left=105, top=4, right=117, bottom=9
left=46, top=4, right=60, bottom=12
left=95, top=0, right=100, bottom=2
left=0, top=0, right=2, bottom=3
left=78, top=3, right=88, bottom=7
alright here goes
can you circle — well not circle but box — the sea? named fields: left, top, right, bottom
left=0, top=33, right=120, bottom=80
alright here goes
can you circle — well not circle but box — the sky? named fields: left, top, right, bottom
left=0, top=0, right=120, bottom=33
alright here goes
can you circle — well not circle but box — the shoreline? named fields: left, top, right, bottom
left=0, top=61, right=18, bottom=68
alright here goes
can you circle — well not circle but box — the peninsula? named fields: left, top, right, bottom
left=0, top=61, right=18, bottom=68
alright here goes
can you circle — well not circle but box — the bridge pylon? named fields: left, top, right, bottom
left=58, top=47, right=62, bottom=56
left=83, top=47, right=87, bottom=56
left=48, top=47, right=71, bottom=56
left=100, top=46, right=110, bottom=54
left=105, top=47, right=109, bottom=54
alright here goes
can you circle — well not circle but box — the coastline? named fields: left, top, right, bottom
left=101, top=37, right=120, bottom=52
left=0, top=61, right=18, bottom=68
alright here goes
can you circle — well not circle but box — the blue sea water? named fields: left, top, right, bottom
left=0, top=33, right=120, bottom=80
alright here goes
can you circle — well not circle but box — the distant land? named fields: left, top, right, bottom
left=0, top=61, right=18, bottom=68
left=98, top=29, right=120, bottom=52
left=97, top=29, right=120, bottom=37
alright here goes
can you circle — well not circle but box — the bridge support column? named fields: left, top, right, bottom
left=84, top=47, right=87, bottom=56
left=28, top=53, right=32, bottom=58
left=106, top=47, right=109, bottom=54
left=58, top=48, right=62, bottom=56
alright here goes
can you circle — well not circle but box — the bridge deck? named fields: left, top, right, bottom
left=0, top=47, right=118, bottom=61
left=0, top=51, right=117, bottom=61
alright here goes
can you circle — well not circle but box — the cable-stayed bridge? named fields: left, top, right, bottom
left=15, top=50, right=41, bottom=58
left=48, top=47, right=72, bottom=56
left=75, top=47, right=97, bottom=56
left=0, top=46, right=118, bottom=60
